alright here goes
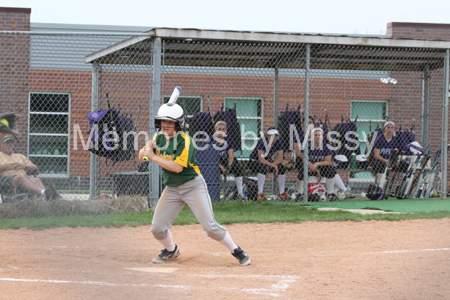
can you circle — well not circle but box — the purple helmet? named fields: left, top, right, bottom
left=366, top=184, right=384, bottom=201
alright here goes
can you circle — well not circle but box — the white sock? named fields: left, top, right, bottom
left=218, top=231, right=238, bottom=253
left=235, top=177, right=243, bottom=194
left=41, top=189, right=45, bottom=196
left=334, top=174, right=347, bottom=192
left=159, top=231, right=176, bottom=252
left=257, top=173, right=266, bottom=194
left=277, top=174, right=286, bottom=194
left=297, top=180, right=304, bottom=194
left=326, top=178, right=335, bottom=194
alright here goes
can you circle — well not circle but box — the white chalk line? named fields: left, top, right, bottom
left=0, top=278, right=190, bottom=289
left=198, top=274, right=300, bottom=297
left=0, top=274, right=300, bottom=298
left=366, top=247, right=450, bottom=254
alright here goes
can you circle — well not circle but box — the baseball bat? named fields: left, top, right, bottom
left=168, top=86, right=181, bottom=104
left=142, top=87, right=182, bottom=161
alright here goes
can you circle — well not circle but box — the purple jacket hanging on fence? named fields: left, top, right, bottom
left=396, top=130, right=415, bottom=155
left=225, top=107, right=242, bottom=152
left=213, top=108, right=241, bottom=152
left=86, top=109, right=135, bottom=162
left=188, top=111, right=215, bottom=141
left=279, top=110, right=303, bottom=152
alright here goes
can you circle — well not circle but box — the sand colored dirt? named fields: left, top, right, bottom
left=1, top=219, right=450, bottom=300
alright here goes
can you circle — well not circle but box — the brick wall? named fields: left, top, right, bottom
left=0, top=7, right=31, bottom=155
left=387, top=22, right=450, bottom=40
left=0, top=7, right=31, bottom=31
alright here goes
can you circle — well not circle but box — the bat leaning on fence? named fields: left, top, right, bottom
left=413, top=148, right=440, bottom=198
left=419, top=159, right=439, bottom=198
left=396, top=153, right=419, bottom=199
left=384, top=151, right=403, bottom=199
left=406, top=150, right=430, bottom=199
left=426, top=171, right=442, bottom=198
left=366, top=149, right=398, bottom=201
left=421, top=148, right=441, bottom=198
left=379, top=149, right=399, bottom=198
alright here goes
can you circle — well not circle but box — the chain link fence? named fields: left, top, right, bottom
left=0, top=31, right=448, bottom=210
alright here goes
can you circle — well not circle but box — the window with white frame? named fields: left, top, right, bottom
left=350, top=100, right=387, bottom=179
left=163, top=95, right=202, bottom=117
left=225, top=98, right=263, bottom=159
left=28, top=93, right=70, bottom=176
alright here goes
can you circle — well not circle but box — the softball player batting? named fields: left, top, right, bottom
left=139, top=102, right=251, bottom=266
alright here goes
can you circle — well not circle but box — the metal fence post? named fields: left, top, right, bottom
left=422, top=65, right=430, bottom=153
left=89, top=62, right=100, bottom=200
left=303, top=44, right=311, bottom=203
left=442, top=50, right=449, bottom=199
left=272, top=67, right=280, bottom=196
left=274, top=67, right=279, bottom=127
left=149, top=37, right=162, bottom=208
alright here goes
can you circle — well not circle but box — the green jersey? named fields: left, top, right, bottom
left=154, top=131, right=200, bottom=187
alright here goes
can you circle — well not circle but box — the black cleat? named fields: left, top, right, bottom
left=327, top=193, right=338, bottom=202
left=152, top=245, right=180, bottom=264
left=295, top=193, right=304, bottom=202
left=232, top=246, right=251, bottom=266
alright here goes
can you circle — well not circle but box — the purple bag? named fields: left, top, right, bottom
left=213, top=108, right=242, bottom=152
left=86, top=109, right=135, bottom=162
left=279, top=110, right=303, bottom=151
left=397, top=130, right=415, bottom=155
left=188, top=111, right=214, bottom=142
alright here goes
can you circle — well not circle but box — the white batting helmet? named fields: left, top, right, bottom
left=155, top=103, right=185, bottom=130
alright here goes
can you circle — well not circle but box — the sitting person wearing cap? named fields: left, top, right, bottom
left=0, top=135, right=57, bottom=200
left=207, top=121, right=245, bottom=200
left=294, top=127, right=337, bottom=202
left=372, top=121, right=408, bottom=183
left=247, top=127, right=291, bottom=201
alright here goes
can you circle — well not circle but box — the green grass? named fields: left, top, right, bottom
left=1, top=200, right=450, bottom=230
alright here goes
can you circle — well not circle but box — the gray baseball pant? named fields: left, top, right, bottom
left=151, top=174, right=227, bottom=241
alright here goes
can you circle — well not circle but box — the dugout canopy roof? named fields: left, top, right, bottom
left=85, top=27, right=450, bottom=71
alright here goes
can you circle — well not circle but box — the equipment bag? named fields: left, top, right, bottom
left=86, top=109, right=135, bottom=162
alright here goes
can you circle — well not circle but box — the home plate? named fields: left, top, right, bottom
left=126, top=267, right=179, bottom=273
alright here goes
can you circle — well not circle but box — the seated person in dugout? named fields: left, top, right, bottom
left=207, top=121, right=245, bottom=200
left=294, top=127, right=337, bottom=202
left=372, top=121, right=409, bottom=183
left=304, top=117, right=353, bottom=199
left=0, top=135, right=58, bottom=200
left=247, top=127, right=291, bottom=201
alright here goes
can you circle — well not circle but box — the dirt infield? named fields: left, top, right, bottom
left=1, top=219, right=450, bottom=300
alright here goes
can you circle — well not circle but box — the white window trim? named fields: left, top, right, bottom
left=350, top=99, right=388, bottom=182
left=163, top=94, right=203, bottom=118
left=224, top=97, right=264, bottom=159
left=28, top=92, right=71, bottom=178
left=224, top=97, right=264, bottom=131
left=351, top=99, right=388, bottom=143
